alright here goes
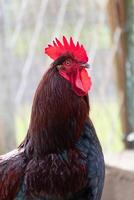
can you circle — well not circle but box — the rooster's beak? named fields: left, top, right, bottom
left=81, top=63, right=90, bottom=68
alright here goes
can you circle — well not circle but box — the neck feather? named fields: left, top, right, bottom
left=20, top=67, right=89, bottom=156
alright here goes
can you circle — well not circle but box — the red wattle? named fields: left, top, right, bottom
left=59, top=68, right=92, bottom=96
left=74, top=68, right=91, bottom=96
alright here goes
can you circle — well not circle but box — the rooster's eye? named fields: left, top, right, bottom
left=65, top=59, right=72, bottom=66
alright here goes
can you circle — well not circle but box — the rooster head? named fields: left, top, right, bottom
left=44, top=36, right=92, bottom=96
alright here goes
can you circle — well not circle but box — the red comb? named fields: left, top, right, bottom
left=44, top=36, right=88, bottom=63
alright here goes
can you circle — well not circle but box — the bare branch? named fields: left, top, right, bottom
left=51, top=0, right=69, bottom=39
left=11, top=0, right=29, bottom=47
left=15, top=0, right=49, bottom=107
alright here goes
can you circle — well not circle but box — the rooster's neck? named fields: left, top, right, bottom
left=21, top=67, right=89, bottom=156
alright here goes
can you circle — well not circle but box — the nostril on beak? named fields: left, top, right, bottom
left=85, top=63, right=90, bottom=68
left=81, top=63, right=90, bottom=68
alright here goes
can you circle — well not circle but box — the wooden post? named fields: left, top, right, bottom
left=124, top=0, right=134, bottom=142
left=107, top=0, right=134, bottom=148
left=107, top=0, right=128, bottom=144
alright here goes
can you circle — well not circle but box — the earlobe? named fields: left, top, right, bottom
left=56, top=65, right=63, bottom=70
left=57, top=65, right=66, bottom=72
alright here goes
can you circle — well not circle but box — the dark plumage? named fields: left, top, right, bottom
left=0, top=37, right=105, bottom=200
left=0, top=120, right=104, bottom=200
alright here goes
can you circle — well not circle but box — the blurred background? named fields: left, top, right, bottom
left=1, top=0, right=134, bottom=198
left=0, top=0, right=134, bottom=167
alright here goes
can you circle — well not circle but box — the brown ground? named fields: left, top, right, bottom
left=102, top=151, right=134, bottom=200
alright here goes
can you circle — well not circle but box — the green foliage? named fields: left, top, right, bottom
left=90, top=101, right=124, bottom=152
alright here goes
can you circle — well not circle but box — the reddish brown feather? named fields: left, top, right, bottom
left=24, top=149, right=87, bottom=197
left=19, top=64, right=90, bottom=197
left=24, top=66, right=89, bottom=155
left=0, top=152, right=27, bottom=200
left=0, top=57, right=90, bottom=199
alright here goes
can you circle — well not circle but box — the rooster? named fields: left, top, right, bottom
left=0, top=36, right=105, bottom=200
